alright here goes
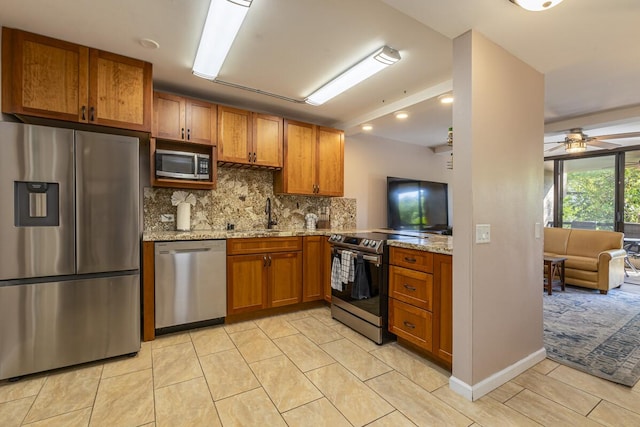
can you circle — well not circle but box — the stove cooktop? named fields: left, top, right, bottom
left=328, top=231, right=419, bottom=253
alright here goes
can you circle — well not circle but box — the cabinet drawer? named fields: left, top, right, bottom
left=388, top=298, right=432, bottom=351
left=226, top=237, right=302, bottom=255
left=389, top=247, right=433, bottom=273
left=389, top=265, right=433, bottom=310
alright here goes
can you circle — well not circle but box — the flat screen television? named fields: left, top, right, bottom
left=387, top=177, right=449, bottom=231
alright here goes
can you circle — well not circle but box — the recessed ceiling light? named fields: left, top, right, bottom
left=438, top=93, right=454, bottom=104
left=395, top=111, right=409, bottom=119
left=139, top=38, right=160, bottom=49
left=361, top=124, right=373, bottom=131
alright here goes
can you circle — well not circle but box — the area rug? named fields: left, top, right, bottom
left=543, top=286, right=640, bottom=387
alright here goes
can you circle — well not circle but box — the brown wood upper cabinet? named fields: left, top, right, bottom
left=2, top=27, right=152, bottom=132
left=152, top=92, right=217, bottom=145
left=217, top=106, right=283, bottom=168
left=274, top=119, right=344, bottom=196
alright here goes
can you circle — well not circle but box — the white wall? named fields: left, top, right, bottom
left=451, top=30, right=545, bottom=399
left=343, top=134, right=453, bottom=229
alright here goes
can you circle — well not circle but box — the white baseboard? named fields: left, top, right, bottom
left=449, top=347, right=547, bottom=401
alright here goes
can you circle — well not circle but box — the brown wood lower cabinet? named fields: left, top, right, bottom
left=389, top=298, right=433, bottom=351
left=302, top=236, right=324, bottom=302
left=433, top=253, right=453, bottom=365
left=388, top=246, right=452, bottom=368
left=322, top=237, right=332, bottom=302
left=226, top=237, right=302, bottom=315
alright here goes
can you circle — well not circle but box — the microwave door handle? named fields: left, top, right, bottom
left=193, top=154, right=198, bottom=179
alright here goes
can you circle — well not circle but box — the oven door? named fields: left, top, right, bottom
left=330, top=247, right=383, bottom=323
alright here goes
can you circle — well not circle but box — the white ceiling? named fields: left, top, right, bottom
left=1, top=0, right=639, bottom=151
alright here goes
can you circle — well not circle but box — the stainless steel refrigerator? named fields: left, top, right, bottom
left=0, top=122, right=140, bottom=380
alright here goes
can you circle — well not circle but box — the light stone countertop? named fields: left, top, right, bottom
left=142, top=228, right=453, bottom=255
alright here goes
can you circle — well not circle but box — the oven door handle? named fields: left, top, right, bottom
left=333, top=248, right=381, bottom=266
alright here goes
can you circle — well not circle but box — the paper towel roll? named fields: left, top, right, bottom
left=176, top=202, right=191, bottom=231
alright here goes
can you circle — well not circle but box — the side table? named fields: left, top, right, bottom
left=543, top=256, right=566, bottom=295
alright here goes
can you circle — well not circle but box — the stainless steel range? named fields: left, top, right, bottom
left=329, top=232, right=407, bottom=344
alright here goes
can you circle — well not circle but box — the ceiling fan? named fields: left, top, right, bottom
left=544, top=128, right=640, bottom=154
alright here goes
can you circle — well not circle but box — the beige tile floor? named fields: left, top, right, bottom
left=2, top=305, right=640, bottom=427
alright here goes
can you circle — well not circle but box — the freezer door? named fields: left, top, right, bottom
left=76, top=131, right=140, bottom=273
left=0, top=275, right=140, bottom=380
left=0, top=123, right=75, bottom=281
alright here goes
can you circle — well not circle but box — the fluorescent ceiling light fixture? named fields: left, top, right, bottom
left=394, top=111, right=409, bottom=119
left=305, top=46, right=401, bottom=106
left=361, top=124, right=373, bottom=131
left=192, top=0, right=252, bottom=80
left=438, top=93, right=454, bottom=104
left=508, top=0, right=564, bottom=11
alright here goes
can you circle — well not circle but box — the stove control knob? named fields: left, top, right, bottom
left=362, top=239, right=368, bottom=246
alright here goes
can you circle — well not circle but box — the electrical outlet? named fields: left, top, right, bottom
left=476, top=224, right=490, bottom=244
left=160, top=214, right=174, bottom=223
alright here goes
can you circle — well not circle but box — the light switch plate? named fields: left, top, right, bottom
left=160, top=213, right=175, bottom=223
left=476, top=224, right=490, bottom=244
left=535, top=222, right=542, bottom=239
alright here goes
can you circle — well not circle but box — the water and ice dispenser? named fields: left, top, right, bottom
left=14, top=181, right=59, bottom=226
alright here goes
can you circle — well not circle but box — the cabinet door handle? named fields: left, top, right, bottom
left=403, top=321, right=416, bottom=329
left=403, top=284, right=417, bottom=292
left=187, top=129, right=191, bottom=140
left=263, top=255, right=267, bottom=267
left=181, top=128, right=185, bottom=139
left=268, top=255, right=272, bottom=266
left=89, top=106, right=95, bottom=121
left=404, top=257, right=417, bottom=263
left=253, top=152, right=257, bottom=162
left=248, top=152, right=252, bottom=162
left=81, top=106, right=86, bottom=120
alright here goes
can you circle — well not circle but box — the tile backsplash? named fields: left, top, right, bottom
left=143, top=168, right=356, bottom=232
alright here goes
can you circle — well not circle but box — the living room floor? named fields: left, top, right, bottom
left=1, top=305, right=639, bottom=427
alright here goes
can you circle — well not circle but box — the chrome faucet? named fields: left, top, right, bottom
left=265, top=197, right=277, bottom=229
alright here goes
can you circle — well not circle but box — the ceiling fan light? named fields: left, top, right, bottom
left=192, top=0, right=253, bottom=80
left=565, top=140, right=587, bottom=153
left=305, top=46, right=401, bottom=106
left=509, top=0, right=564, bottom=11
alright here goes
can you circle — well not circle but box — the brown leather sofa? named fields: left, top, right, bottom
left=544, top=227, right=626, bottom=294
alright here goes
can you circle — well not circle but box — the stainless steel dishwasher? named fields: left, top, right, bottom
left=155, top=240, right=226, bottom=329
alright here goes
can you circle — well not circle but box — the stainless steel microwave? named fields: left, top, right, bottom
left=155, top=149, right=210, bottom=180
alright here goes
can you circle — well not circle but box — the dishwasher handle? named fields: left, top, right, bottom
left=159, top=247, right=212, bottom=255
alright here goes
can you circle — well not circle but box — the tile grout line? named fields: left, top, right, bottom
left=188, top=331, right=225, bottom=427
